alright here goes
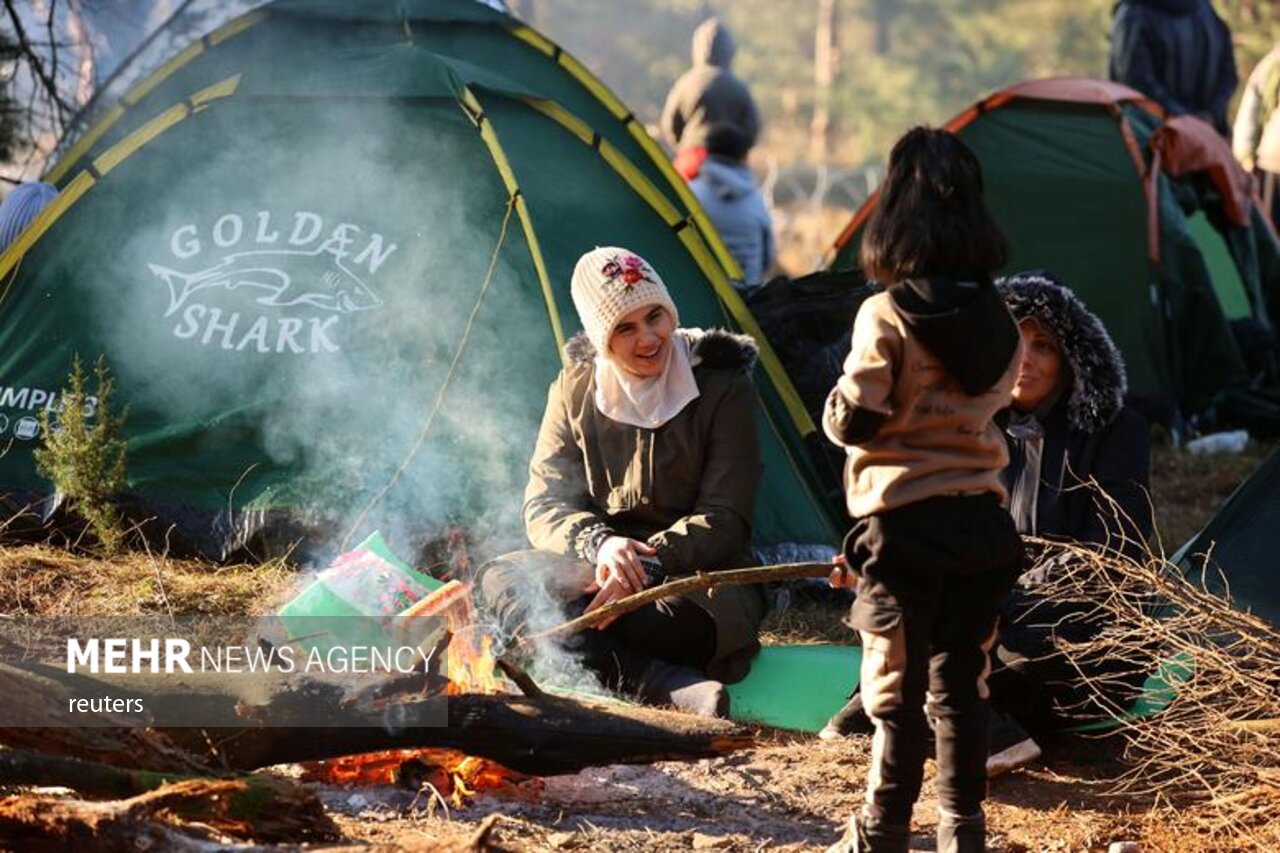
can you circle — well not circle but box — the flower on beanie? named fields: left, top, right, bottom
left=600, top=252, right=658, bottom=289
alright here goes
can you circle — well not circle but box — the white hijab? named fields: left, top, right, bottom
left=594, top=331, right=701, bottom=429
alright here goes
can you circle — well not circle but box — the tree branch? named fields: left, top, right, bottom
left=522, top=561, right=832, bottom=646
left=2, top=0, right=76, bottom=127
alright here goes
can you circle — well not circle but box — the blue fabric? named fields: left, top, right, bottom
left=689, top=158, right=774, bottom=286
left=0, top=182, right=58, bottom=252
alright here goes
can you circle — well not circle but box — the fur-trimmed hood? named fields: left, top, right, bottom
left=996, top=271, right=1127, bottom=433
left=563, top=327, right=759, bottom=373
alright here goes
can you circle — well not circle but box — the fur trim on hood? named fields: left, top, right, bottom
left=996, top=270, right=1127, bottom=433
left=564, top=327, right=758, bottom=373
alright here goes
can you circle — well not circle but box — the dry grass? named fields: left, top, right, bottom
left=760, top=591, right=849, bottom=645
left=1148, top=437, right=1279, bottom=551
left=0, top=543, right=293, bottom=618
left=1018, top=528, right=1280, bottom=852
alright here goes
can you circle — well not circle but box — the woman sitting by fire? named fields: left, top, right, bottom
left=478, top=246, right=764, bottom=718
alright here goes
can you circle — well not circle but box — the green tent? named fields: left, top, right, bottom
left=0, top=0, right=840, bottom=558
left=829, top=78, right=1280, bottom=424
left=1174, top=449, right=1280, bottom=627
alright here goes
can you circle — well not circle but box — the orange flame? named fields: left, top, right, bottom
left=445, top=631, right=502, bottom=695
left=300, top=748, right=542, bottom=806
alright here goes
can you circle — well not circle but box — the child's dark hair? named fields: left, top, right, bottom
left=860, top=127, right=1009, bottom=284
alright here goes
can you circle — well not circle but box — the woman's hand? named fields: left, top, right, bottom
left=593, top=536, right=655, bottom=595
left=828, top=553, right=857, bottom=589
left=582, top=574, right=631, bottom=629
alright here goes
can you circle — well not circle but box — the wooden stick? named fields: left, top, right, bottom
left=522, top=561, right=832, bottom=646
left=496, top=654, right=545, bottom=698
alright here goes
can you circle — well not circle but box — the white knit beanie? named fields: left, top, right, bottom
left=570, top=247, right=679, bottom=353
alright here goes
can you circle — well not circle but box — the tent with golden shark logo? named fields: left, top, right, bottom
left=0, top=0, right=840, bottom=559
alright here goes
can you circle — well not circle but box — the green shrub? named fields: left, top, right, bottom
left=34, top=355, right=128, bottom=553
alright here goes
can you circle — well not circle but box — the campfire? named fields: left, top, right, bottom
left=299, top=747, right=541, bottom=807
left=299, top=573, right=530, bottom=804
left=445, top=628, right=502, bottom=696
left=295, top=625, right=534, bottom=805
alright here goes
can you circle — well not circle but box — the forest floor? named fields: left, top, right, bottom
left=0, top=438, right=1275, bottom=852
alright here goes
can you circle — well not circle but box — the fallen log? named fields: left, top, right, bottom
left=193, top=691, right=752, bottom=775
left=0, top=746, right=191, bottom=795
left=0, top=745, right=335, bottom=843
left=0, top=777, right=338, bottom=848
left=0, top=661, right=221, bottom=773
left=0, top=660, right=752, bottom=776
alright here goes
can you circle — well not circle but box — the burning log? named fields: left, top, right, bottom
left=191, top=691, right=752, bottom=775
left=299, top=747, right=544, bottom=807
left=0, top=659, right=752, bottom=776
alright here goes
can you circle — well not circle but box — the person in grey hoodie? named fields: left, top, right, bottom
left=1109, top=0, right=1238, bottom=135
left=689, top=124, right=776, bottom=288
left=661, top=17, right=761, bottom=180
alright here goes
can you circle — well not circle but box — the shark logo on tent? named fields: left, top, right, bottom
left=149, top=247, right=382, bottom=318
left=151, top=211, right=397, bottom=355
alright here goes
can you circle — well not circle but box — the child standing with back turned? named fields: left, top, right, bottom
left=824, top=127, right=1025, bottom=853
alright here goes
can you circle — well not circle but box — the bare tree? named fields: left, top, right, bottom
left=0, top=0, right=94, bottom=181
left=810, top=0, right=840, bottom=166
left=871, top=0, right=893, bottom=56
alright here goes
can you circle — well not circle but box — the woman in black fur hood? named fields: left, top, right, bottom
left=996, top=270, right=1152, bottom=552
left=985, top=270, right=1154, bottom=773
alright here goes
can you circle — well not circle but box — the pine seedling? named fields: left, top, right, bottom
left=34, top=355, right=128, bottom=553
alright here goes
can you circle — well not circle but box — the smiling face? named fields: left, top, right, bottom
left=1012, top=316, right=1065, bottom=412
left=608, top=303, right=675, bottom=377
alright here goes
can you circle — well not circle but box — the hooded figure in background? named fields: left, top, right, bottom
left=660, top=17, right=762, bottom=180
left=996, top=271, right=1152, bottom=557
left=1109, top=0, right=1238, bottom=135
left=688, top=124, right=776, bottom=288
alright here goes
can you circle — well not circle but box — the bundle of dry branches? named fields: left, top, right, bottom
left=1020, top=486, right=1280, bottom=851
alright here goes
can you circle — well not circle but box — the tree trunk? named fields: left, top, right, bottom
left=872, top=0, right=894, bottom=56
left=811, top=0, right=841, bottom=165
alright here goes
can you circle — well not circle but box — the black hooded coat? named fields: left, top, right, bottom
left=996, top=273, right=1153, bottom=557
left=1109, top=0, right=1238, bottom=134
left=992, top=272, right=1154, bottom=726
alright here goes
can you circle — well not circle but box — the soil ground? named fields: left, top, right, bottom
left=1, top=438, right=1275, bottom=851
left=315, top=734, right=1158, bottom=852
